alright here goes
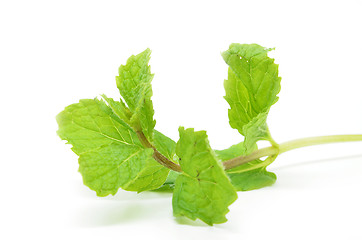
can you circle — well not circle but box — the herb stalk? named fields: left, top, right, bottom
left=223, top=134, right=362, bottom=170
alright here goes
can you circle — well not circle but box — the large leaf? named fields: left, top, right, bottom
left=56, top=99, right=169, bottom=195
left=222, top=43, right=281, bottom=151
left=172, top=127, right=237, bottom=225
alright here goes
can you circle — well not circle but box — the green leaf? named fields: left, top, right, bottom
left=215, top=142, right=276, bottom=191
left=152, top=170, right=180, bottom=192
left=172, top=127, right=238, bottom=225
left=228, top=168, right=276, bottom=191
left=153, top=130, right=177, bottom=161
left=56, top=98, right=169, bottom=195
left=116, top=48, right=155, bottom=142
left=214, top=142, right=250, bottom=161
left=101, top=94, right=131, bottom=125
left=222, top=43, right=281, bottom=151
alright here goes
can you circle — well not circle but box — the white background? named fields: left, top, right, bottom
left=1, top=0, right=362, bottom=239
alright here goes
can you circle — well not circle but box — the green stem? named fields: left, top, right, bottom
left=278, top=135, right=362, bottom=153
left=266, top=126, right=279, bottom=148
left=223, top=134, right=362, bottom=170
left=138, top=132, right=362, bottom=173
left=136, top=131, right=182, bottom=172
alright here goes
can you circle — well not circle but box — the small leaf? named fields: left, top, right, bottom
left=101, top=94, right=131, bottom=125
left=222, top=43, right=281, bottom=151
left=116, top=49, right=156, bottom=142
left=172, top=127, right=238, bottom=225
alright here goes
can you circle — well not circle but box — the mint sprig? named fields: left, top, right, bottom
left=57, top=44, right=362, bottom=225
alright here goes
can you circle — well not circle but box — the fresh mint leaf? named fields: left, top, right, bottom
left=56, top=98, right=169, bottom=195
left=116, top=48, right=155, bottom=142
left=172, top=127, right=238, bottom=225
left=57, top=98, right=137, bottom=155
left=215, top=142, right=276, bottom=191
left=222, top=43, right=281, bottom=152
